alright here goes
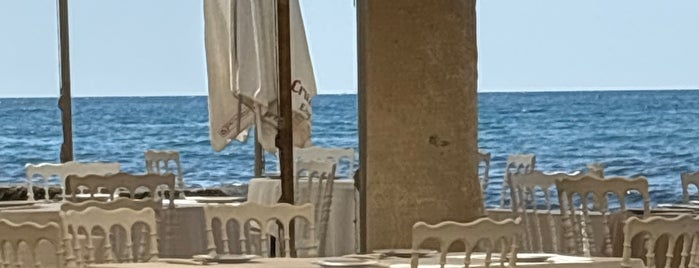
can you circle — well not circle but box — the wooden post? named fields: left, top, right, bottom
left=57, top=0, right=74, bottom=163
left=357, top=0, right=367, bottom=253
left=276, top=0, right=295, bottom=256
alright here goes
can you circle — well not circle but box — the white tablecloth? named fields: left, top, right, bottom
left=247, top=177, right=357, bottom=256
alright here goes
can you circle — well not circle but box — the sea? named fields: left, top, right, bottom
left=1, top=90, right=699, bottom=207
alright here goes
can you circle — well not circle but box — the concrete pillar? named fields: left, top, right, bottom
left=358, top=0, right=482, bottom=251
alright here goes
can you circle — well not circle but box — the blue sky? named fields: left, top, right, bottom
left=1, top=1, right=698, bottom=97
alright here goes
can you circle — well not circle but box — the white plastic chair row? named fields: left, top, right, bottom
left=0, top=202, right=159, bottom=268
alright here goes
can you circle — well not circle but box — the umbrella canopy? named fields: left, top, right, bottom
left=204, top=0, right=316, bottom=153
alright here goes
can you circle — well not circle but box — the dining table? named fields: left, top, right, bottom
left=86, top=252, right=644, bottom=268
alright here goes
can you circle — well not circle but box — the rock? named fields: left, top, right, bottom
left=0, top=185, right=246, bottom=201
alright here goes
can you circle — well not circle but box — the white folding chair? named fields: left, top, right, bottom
left=202, top=202, right=316, bottom=257
left=622, top=215, right=699, bottom=268
left=145, top=150, right=185, bottom=191
left=294, top=160, right=336, bottom=257
left=511, top=170, right=583, bottom=253
left=61, top=206, right=158, bottom=267
left=556, top=175, right=650, bottom=257
left=25, top=161, right=120, bottom=201
left=500, top=154, right=536, bottom=208
left=411, top=217, right=522, bottom=268
left=0, top=219, right=65, bottom=268
left=477, top=149, right=491, bottom=194
left=681, top=172, right=699, bottom=204
left=65, top=173, right=176, bottom=208
left=294, top=146, right=355, bottom=178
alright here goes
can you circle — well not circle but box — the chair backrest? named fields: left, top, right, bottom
left=681, top=172, right=699, bottom=204
left=60, top=198, right=159, bottom=213
left=587, top=163, right=605, bottom=178
left=145, top=150, right=184, bottom=190
left=622, top=215, right=699, bottom=268
left=25, top=162, right=120, bottom=201
left=0, top=219, right=64, bottom=268
left=500, top=154, right=536, bottom=208
left=60, top=198, right=174, bottom=258
left=294, top=160, right=336, bottom=257
left=556, top=175, right=650, bottom=257
left=294, top=146, right=355, bottom=177
left=202, top=202, right=315, bottom=257
left=411, top=217, right=522, bottom=268
left=65, top=172, right=175, bottom=208
left=510, top=170, right=584, bottom=253
left=61, top=206, right=158, bottom=267
left=477, top=149, right=491, bottom=194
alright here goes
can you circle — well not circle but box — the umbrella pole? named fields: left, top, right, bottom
left=254, top=128, right=264, bottom=177
left=57, top=0, right=74, bottom=163
left=276, top=0, right=295, bottom=256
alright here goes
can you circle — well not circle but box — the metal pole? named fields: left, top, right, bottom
left=276, top=0, right=295, bottom=256
left=254, top=128, right=265, bottom=177
left=57, top=0, right=74, bottom=163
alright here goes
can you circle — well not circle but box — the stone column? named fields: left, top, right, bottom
left=358, top=0, right=482, bottom=251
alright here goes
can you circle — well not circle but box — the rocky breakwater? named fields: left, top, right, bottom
left=0, top=183, right=249, bottom=201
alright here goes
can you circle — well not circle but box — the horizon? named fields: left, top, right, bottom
left=2, top=87, right=699, bottom=99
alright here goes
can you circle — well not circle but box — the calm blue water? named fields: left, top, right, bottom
left=1, top=91, right=698, bottom=206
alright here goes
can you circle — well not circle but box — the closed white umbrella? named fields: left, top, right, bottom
left=204, top=0, right=316, bottom=153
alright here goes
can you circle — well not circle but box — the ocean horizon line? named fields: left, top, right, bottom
left=2, top=87, right=699, bottom=99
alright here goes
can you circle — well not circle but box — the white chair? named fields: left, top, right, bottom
left=145, top=150, right=185, bottom=191
left=61, top=206, right=158, bottom=267
left=556, top=175, right=650, bottom=257
left=60, top=197, right=175, bottom=261
left=294, top=160, right=336, bottom=257
left=411, top=217, right=521, bottom=268
left=681, top=172, right=699, bottom=204
left=25, top=162, right=120, bottom=201
left=511, top=170, right=583, bottom=253
left=294, top=146, right=355, bottom=178
left=202, top=202, right=316, bottom=257
left=500, top=154, right=536, bottom=208
left=622, top=215, right=699, bottom=268
left=0, top=219, right=65, bottom=268
left=477, top=149, right=491, bottom=194
left=65, top=173, right=176, bottom=208
left=587, top=163, right=605, bottom=178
